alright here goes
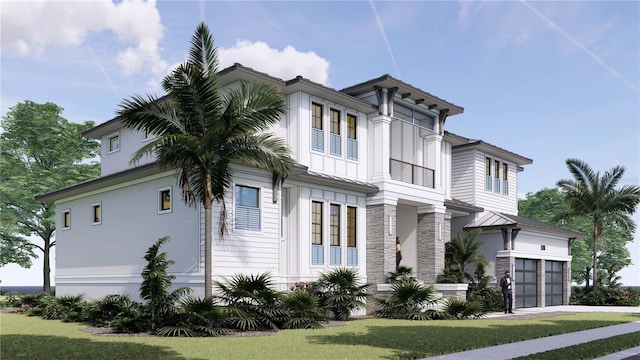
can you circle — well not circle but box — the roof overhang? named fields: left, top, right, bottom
left=340, top=74, right=464, bottom=116
left=447, top=131, right=533, bottom=166
left=288, top=164, right=379, bottom=194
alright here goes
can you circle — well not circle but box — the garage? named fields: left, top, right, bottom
left=515, top=258, right=538, bottom=308
left=545, top=260, right=564, bottom=306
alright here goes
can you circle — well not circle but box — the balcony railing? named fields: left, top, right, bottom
left=390, top=158, right=435, bottom=188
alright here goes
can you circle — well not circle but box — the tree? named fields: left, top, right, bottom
left=555, top=159, right=640, bottom=287
left=443, top=229, right=484, bottom=282
left=0, top=101, right=100, bottom=294
left=117, top=23, right=294, bottom=298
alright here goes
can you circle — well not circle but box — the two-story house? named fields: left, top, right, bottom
left=36, top=64, right=580, bottom=308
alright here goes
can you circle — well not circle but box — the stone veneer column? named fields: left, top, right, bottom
left=417, top=211, right=445, bottom=284
left=538, top=259, right=545, bottom=307
left=564, top=261, right=571, bottom=305
left=366, top=203, right=396, bottom=285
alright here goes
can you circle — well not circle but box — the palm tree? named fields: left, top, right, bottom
left=117, top=22, right=295, bottom=297
left=445, top=229, right=484, bottom=282
left=556, top=158, right=640, bottom=287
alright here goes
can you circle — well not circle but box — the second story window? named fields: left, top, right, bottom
left=158, top=187, right=172, bottom=214
left=62, top=209, right=71, bottom=230
left=330, top=109, right=342, bottom=156
left=485, top=157, right=492, bottom=192
left=311, top=102, right=324, bottom=152
left=347, top=114, right=358, bottom=161
left=235, top=185, right=261, bottom=231
left=393, top=102, right=435, bottom=131
left=494, top=160, right=501, bottom=193
left=91, top=202, right=102, bottom=225
left=107, top=133, right=120, bottom=153
left=503, top=163, right=509, bottom=196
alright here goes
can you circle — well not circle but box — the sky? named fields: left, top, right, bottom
left=1, top=0, right=638, bottom=287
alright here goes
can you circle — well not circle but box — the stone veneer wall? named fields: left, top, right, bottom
left=366, top=204, right=396, bottom=285
left=564, top=261, right=571, bottom=305
left=417, top=212, right=445, bottom=284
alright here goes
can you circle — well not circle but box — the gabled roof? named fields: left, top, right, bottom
left=340, top=74, right=464, bottom=115
left=444, top=131, right=533, bottom=166
left=35, top=162, right=164, bottom=203
left=464, top=211, right=583, bottom=239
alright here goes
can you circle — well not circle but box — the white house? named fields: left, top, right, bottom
left=36, top=64, right=581, bottom=307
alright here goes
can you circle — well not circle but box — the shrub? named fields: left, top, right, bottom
left=41, top=294, right=88, bottom=322
left=156, top=296, right=230, bottom=337
left=573, top=286, right=640, bottom=306
left=314, top=268, right=371, bottom=321
left=375, top=280, right=440, bottom=320
left=282, top=290, right=326, bottom=329
left=85, top=294, right=147, bottom=332
left=467, top=286, right=503, bottom=312
left=214, top=273, right=286, bottom=331
left=441, top=297, right=485, bottom=319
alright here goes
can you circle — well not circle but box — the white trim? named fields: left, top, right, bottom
left=90, top=202, right=102, bottom=225
left=157, top=186, right=172, bottom=214
left=107, top=132, right=120, bottom=154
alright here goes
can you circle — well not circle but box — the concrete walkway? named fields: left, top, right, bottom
left=422, top=306, right=640, bottom=360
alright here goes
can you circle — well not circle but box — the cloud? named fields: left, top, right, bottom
left=218, top=41, right=330, bottom=85
left=1, top=0, right=167, bottom=77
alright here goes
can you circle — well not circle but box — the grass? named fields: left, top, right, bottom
left=2, top=312, right=639, bottom=359
left=517, top=331, right=640, bottom=360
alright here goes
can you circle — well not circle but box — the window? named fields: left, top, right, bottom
left=91, top=202, right=101, bottom=225
left=346, top=114, right=358, bottom=160
left=392, top=102, right=435, bottom=131
left=158, top=187, right=172, bottom=214
left=311, top=103, right=324, bottom=152
left=235, top=185, right=260, bottom=231
left=330, top=204, right=341, bottom=266
left=485, top=157, right=492, bottom=192
left=347, top=206, right=357, bottom=266
left=311, top=201, right=324, bottom=265
left=494, top=160, right=501, bottom=193
left=330, top=109, right=342, bottom=156
left=107, top=133, right=120, bottom=153
left=62, top=209, right=71, bottom=229
left=503, top=163, right=509, bottom=196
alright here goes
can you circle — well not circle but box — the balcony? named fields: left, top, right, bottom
left=390, top=158, right=435, bottom=188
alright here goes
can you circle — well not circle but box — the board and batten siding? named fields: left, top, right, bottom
left=472, top=151, right=518, bottom=215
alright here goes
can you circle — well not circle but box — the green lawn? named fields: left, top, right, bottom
left=2, top=312, right=639, bottom=359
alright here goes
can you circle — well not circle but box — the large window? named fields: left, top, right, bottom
left=91, top=202, right=101, bottom=225
left=485, top=157, right=492, bottom=192
left=330, top=204, right=341, bottom=265
left=235, top=185, right=260, bottom=231
left=311, top=201, right=324, bottom=265
left=503, top=163, right=509, bottom=196
left=346, top=114, right=358, bottom=160
left=62, top=209, right=71, bottom=229
left=347, top=206, right=357, bottom=266
left=311, top=103, right=324, bottom=152
left=158, top=187, right=172, bottom=214
left=494, top=160, right=501, bottom=193
left=107, top=133, right=120, bottom=153
left=330, top=109, right=342, bottom=156
left=392, top=102, right=435, bottom=131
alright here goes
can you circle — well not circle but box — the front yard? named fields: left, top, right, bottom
left=2, top=311, right=639, bottom=359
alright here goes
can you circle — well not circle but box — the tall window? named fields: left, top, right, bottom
left=503, top=163, right=509, bottom=196
left=330, top=109, right=342, bottom=156
left=235, top=185, right=260, bottom=231
left=494, top=159, right=501, bottom=193
left=330, top=204, right=341, bottom=265
left=62, top=209, right=71, bottom=229
left=158, top=187, right=172, bottom=213
left=311, top=201, right=324, bottom=265
left=311, top=103, right=324, bottom=152
left=91, top=202, right=101, bottom=225
left=485, top=157, right=492, bottom=192
left=347, top=206, right=357, bottom=266
left=346, top=114, right=358, bottom=160
left=108, top=133, right=120, bottom=153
